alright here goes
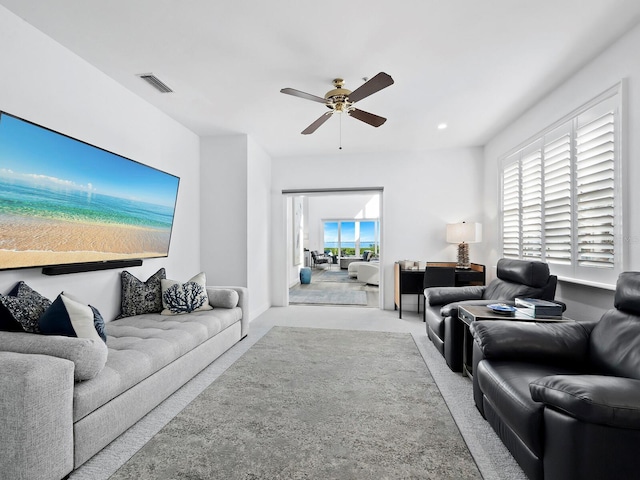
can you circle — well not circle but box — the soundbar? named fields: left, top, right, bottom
left=42, top=259, right=143, bottom=276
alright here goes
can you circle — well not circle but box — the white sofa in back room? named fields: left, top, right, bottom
left=348, top=261, right=380, bottom=285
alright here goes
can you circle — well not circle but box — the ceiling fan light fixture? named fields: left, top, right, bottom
left=280, top=72, right=394, bottom=136
left=438, top=123, right=448, bottom=130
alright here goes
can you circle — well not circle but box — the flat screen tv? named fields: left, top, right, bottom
left=0, top=111, right=180, bottom=271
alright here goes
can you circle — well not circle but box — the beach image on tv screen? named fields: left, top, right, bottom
left=0, top=113, right=180, bottom=270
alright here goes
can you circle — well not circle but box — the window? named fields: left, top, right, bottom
left=500, top=85, right=623, bottom=287
left=323, top=220, right=380, bottom=257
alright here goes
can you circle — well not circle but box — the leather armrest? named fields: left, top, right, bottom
left=470, top=320, right=594, bottom=365
left=424, top=286, right=485, bottom=307
left=530, top=375, right=640, bottom=429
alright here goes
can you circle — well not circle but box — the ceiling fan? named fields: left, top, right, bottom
left=280, top=72, right=394, bottom=135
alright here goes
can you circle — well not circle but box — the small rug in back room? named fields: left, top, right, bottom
left=288, top=288, right=368, bottom=305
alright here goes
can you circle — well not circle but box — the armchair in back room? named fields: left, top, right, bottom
left=310, top=250, right=329, bottom=268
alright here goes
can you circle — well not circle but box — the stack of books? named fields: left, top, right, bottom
left=515, top=298, right=563, bottom=319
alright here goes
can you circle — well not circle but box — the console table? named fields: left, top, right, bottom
left=394, top=262, right=485, bottom=318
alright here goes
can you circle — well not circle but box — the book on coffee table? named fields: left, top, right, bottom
left=515, top=298, right=563, bottom=319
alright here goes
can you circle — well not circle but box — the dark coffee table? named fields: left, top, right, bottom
left=458, top=305, right=569, bottom=377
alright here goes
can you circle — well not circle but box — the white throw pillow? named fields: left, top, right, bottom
left=161, top=272, right=213, bottom=315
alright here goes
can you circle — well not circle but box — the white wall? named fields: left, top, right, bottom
left=0, top=6, right=201, bottom=321
left=483, top=21, right=640, bottom=321
left=200, top=134, right=272, bottom=320
left=271, top=147, right=484, bottom=310
left=200, top=135, right=248, bottom=287
left=247, top=137, right=272, bottom=318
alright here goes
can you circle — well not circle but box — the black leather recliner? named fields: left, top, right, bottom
left=470, top=271, right=640, bottom=480
left=424, top=258, right=557, bottom=372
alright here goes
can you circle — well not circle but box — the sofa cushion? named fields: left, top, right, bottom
left=39, top=294, right=105, bottom=343
left=116, top=268, right=166, bottom=319
left=0, top=331, right=108, bottom=381
left=0, top=282, right=51, bottom=333
left=73, top=307, right=241, bottom=422
left=208, top=288, right=240, bottom=309
left=161, top=272, right=213, bottom=315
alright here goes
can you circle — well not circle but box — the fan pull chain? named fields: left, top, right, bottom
left=339, top=112, right=342, bottom=150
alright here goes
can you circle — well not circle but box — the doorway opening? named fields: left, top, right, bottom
left=282, top=187, right=383, bottom=308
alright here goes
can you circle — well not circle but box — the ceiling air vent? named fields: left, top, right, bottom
left=137, top=73, right=173, bottom=93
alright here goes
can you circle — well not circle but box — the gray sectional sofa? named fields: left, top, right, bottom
left=0, top=285, right=248, bottom=480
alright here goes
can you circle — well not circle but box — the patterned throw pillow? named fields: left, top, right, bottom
left=116, top=268, right=166, bottom=319
left=0, top=281, right=52, bottom=333
left=90, top=306, right=107, bottom=342
left=161, top=272, right=213, bottom=315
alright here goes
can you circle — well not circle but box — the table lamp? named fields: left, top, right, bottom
left=446, top=222, right=482, bottom=269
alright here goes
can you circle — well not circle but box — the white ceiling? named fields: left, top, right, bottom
left=2, top=0, right=640, bottom=158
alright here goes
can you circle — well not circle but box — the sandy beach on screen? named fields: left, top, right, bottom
left=0, top=214, right=170, bottom=269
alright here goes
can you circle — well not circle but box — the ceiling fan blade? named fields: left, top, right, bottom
left=302, top=112, right=333, bottom=134
left=348, top=108, right=386, bottom=127
left=280, top=87, right=327, bottom=104
left=347, top=72, right=394, bottom=103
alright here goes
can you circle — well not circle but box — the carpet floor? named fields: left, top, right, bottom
left=109, top=327, right=482, bottom=479
left=288, top=288, right=368, bottom=306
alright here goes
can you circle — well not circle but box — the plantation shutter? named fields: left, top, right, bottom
left=499, top=85, right=621, bottom=285
left=521, top=149, right=543, bottom=259
left=543, top=125, right=572, bottom=265
left=502, top=159, right=520, bottom=259
left=575, top=102, right=616, bottom=268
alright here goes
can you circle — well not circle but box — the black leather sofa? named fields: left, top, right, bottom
left=424, top=259, right=557, bottom=372
left=470, top=271, right=640, bottom=480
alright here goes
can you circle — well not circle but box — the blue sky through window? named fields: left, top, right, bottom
left=324, top=220, right=379, bottom=251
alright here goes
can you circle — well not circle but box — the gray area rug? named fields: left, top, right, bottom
left=289, top=288, right=367, bottom=305
left=110, top=327, right=481, bottom=479
left=312, top=270, right=361, bottom=283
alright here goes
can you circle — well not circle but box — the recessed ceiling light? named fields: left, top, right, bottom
left=437, top=123, right=448, bottom=130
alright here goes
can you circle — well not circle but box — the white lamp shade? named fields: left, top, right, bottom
left=446, top=222, right=482, bottom=244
